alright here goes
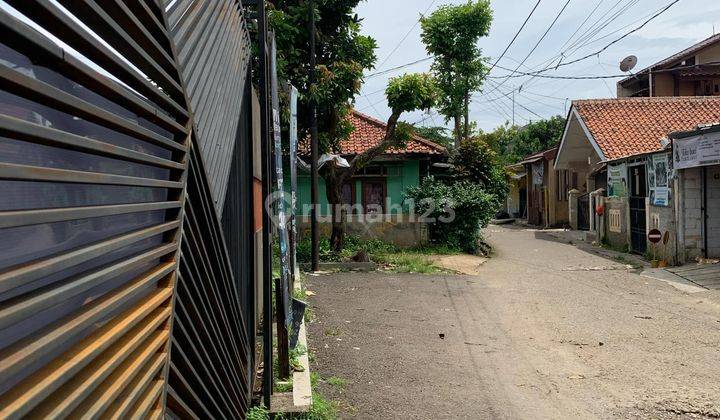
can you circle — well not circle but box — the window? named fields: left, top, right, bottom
left=609, top=209, right=622, bottom=233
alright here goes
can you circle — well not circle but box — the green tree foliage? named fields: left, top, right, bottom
left=268, top=0, right=377, bottom=153
left=451, top=137, right=509, bottom=205
left=412, top=126, right=454, bottom=150
left=270, top=2, right=438, bottom=252
left=486, top=116, right=566, bottom=164
left=403, top=135, right=508, bottom=254
left=404, top=177, right=496, bottom=253
left=420, top=1, right=493, bottom=145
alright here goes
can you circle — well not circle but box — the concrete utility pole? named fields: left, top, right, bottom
left=309, top=0, right=320, bottom=271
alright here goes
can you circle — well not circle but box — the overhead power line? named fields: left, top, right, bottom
left=375, top=0, right=437, bottom=71
left=365, top=56, right=433, bottom=79
left=483, top=0, right=542, bottom=76
left=485, top=0, right=572, bottom=95
left=514, top=0, right=681, bottom=79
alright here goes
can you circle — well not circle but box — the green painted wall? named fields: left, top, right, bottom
left=291, top=160, right=422, bottom=215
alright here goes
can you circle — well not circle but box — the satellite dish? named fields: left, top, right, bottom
left=620, top=55, right=638, bottom=72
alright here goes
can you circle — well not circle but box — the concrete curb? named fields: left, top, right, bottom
left=640, top=268, right=707, bottom=294
left=270, top=281, right=313, bottom=413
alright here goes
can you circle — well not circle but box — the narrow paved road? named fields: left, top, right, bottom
left=306, top=225, right=720, bottom=419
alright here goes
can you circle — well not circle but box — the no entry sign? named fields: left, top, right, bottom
left=648, top=229, right=662, bottom=244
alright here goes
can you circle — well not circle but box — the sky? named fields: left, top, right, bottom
left=354, top=0, right=720, bottom=132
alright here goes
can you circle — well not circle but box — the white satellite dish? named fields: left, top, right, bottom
left=619, top=55, right=638, bottom=72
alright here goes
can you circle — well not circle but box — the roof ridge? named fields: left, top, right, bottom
left=573, top=96, right=720, bottom=105
left=351, top=109, right=446, bottom=153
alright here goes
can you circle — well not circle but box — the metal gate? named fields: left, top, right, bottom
left=577, top=193, right=590, bottom=231
left=629, top=197, right=647, bottom=254
left=0, top=0, right=261, bottom=418
left=629, top=165, right=647, bottom=254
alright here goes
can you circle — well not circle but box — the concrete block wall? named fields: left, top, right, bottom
left=648, top=203, right=677, bottom=265
left=297, top=214, right=428, bottom=248
left=603, top=197, right=629, bottom=250
left=681, top=167, right=704, bottom=261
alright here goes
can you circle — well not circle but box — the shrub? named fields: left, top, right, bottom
left=404, top=176, right=497, bottom=253
left=451, top=136, right=509, bottom=206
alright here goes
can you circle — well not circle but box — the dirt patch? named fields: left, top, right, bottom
left=429, top=254, right=487, bottom=275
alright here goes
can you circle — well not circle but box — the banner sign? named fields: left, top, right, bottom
left=607, top=162, right=627, bottom=197
left=674, top=132, right=720, bottom=170
left=289, top=86, right=299, bottom=279
left=649, top=153, right=671, bottom=206
left=270, top=34, right=292, bottom=327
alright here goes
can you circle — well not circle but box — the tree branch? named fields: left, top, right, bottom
left=349, top=110, right=402, bottom=170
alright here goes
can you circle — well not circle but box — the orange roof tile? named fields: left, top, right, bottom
left=344, top=111, right=445, bottom=155
left=573, top=97, right=720, bottom=161
left=300, top=111, right=445, bottom=156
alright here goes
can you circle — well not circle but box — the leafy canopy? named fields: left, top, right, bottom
left=386, top=73, right=437, bottom=114
left=269, top=0, right=377, bottom=153
left=485, top=116, right=566, bottom=164
left=412, top=126, right=454, bottom=149
left=420, top=1, right=492, bottom=134
left=451, top=137, right=509, bottom=206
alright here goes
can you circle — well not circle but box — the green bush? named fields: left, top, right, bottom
left=450, top=136, right=509, bottom=206
left=404, top=176, right=497, bottom=253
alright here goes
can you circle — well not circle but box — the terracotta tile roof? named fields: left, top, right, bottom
left=300, top=110, right=445, bottom=156
left=342, top=111, right=445, bottom=155
left=573, top=97, right=720, bottom=161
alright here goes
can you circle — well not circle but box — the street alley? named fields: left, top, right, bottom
left=307, top=225, right=720, bottom=419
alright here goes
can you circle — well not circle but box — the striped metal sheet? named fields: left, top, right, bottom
left=0, top=1, right=257, bottom=418
left=167, top=0, right=252, bottom=215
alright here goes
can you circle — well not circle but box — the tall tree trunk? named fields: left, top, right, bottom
left=323, top=168, right=348, bottom=253
left=453, top=114, right=462, bottom=148
left=464, top=90, right=470, bottom=140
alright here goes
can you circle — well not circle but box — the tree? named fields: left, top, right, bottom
left=420, top=1, right=493, bottom=146
left=451, top=136, right=509, bottom=206
left=270, top=2, right=437, bottom=252
left=490, top=116, right=566, bottom=164
left=412, top=126, right=454, bottom=150
left=269, top=0, right=377, bottom=153
left=323, top=73, right=437, bottom=251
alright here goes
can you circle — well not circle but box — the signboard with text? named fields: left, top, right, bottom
left=674, top=132, right=720, bottom=170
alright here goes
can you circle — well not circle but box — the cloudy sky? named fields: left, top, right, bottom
left=353, top=0, right=720, bottom=131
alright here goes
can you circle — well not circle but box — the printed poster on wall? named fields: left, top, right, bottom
left=607, top=162, right=627, bottom=197
left=649, top=153, right=670, bottom=206
left=674, top=132, right=720, bottom=169
left=289, top=86, right=299, bottom=278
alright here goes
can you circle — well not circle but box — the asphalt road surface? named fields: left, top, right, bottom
left=306, top=225, right=720, bottom=419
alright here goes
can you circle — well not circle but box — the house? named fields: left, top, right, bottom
left=295, top=110, right=446, bottom=246
left=617, top=33, right=720, bottom=98
left=669, top=124, right=720, bottom=262
left=514, top=147, right=571, bottom=227
left=555, top=97, right=720, bottom=254
left=503, top=163, right=527, bottom=220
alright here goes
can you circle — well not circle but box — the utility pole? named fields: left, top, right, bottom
left=309, top=0, right=320, bottom=272
left=255, top=0, right=274, bottom=409
left=512, top=90, right=515, bottom=126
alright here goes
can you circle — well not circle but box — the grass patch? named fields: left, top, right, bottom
left=326, top=376, right=348, bottom=390
left=374, top=251, right=452, bottom=274
left=323, top=326, right=343, bottom=337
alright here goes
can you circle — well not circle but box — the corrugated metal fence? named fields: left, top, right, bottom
left=0, top=0, right=258, bottom=418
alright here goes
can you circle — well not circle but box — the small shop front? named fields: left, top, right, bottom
left=671, top=125, right=720, bottom=261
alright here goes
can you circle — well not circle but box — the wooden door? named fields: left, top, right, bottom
left=362, top=180, right=386, bottom=214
